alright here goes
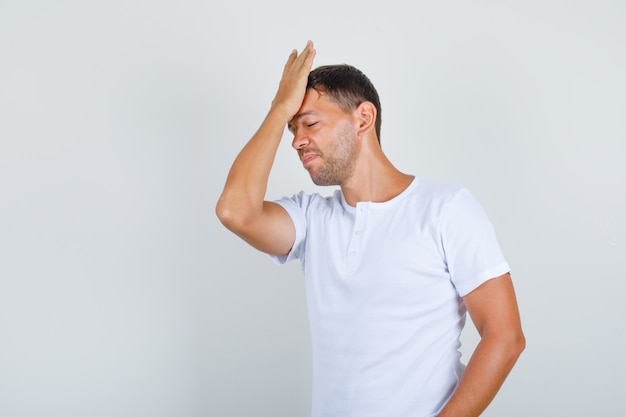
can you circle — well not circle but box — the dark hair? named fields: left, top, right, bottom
left=307, top=64, right=382, bottom=143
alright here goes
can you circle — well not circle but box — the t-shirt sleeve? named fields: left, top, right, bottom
left=440, top=188, right=510, bottom=296
left=269, top=192, right=309, bottom=265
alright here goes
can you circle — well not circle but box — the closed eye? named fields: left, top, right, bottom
left=307, top=122, right=319, bottom=127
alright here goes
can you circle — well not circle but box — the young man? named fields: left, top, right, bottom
left=216, top=41, right=525, bottom=417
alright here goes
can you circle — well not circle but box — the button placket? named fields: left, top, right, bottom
left=346, top=203, right=368, bottom=271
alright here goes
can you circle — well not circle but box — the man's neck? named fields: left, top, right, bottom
left=339, top=146, right=413, bottom=207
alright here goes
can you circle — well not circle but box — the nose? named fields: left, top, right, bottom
left=291, top=130, right=309, bottom=150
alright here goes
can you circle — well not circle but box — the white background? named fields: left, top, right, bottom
left=1, top=1, right=624, bottom=416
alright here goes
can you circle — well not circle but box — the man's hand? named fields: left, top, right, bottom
left=271, top=40, right=316, bottom=119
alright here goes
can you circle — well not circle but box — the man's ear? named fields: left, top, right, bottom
left=355, top=101, right=377, bottom=136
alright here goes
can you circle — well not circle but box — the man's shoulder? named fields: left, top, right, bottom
left=275, top=188, right=343, bottom=209
left=411, top=176, right=467, bottom=203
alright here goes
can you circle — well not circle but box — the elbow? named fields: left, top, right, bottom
left=215, top=197, right=252, bottom=234
left=215, top=197, right=228, bottom=224
left=483, top=327, right=526, bottom=367
left=215, top=198, right=237, bottom=230
left=504, top=328, right=526, bottom=365
left=514, top=329, right=526, bottom=359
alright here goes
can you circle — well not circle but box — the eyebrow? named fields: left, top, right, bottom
left=287, top=111, right=319, bottom=130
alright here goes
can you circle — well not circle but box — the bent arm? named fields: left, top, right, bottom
left=215, top=42, right=315, bottom=255
left=438, top=273, right=526, bottom=417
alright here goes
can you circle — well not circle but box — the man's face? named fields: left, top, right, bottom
left=288, top=90, right=357, bottom=186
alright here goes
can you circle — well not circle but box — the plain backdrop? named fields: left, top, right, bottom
left=1, top=1, right=625, bottom=416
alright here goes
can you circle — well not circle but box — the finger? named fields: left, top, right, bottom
left=295, top=41, right=316, bottom=71
left=301, top=40, right=315, bottom=60
left=282, top=49, right=298, bottom=76
left=303, top=45, right=316, bottom=68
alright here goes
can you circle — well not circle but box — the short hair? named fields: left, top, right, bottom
left=307, top=64, right=382, bottom=143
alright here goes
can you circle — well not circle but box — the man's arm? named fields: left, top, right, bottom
left=438, top=273, right=525, bottom=417
left=215, top=41, right=316, bottom=255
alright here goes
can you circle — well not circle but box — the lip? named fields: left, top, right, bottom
left=301, top=154, right=319, bottom=167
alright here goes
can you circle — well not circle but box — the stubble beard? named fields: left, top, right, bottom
left=309, top=124, right=357, bottom=186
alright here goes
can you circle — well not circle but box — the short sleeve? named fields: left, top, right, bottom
left=440, top=189, right=510, bottom=296
left=269, top=192, right=310, bottom=265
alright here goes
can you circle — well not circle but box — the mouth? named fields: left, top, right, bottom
left=299, top=151, right=320, bottom=167
left=301, top=154, right=318, bottom=166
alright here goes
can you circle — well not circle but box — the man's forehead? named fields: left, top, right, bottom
left=289, top=90, right=336, bottom=123
left=290, top=110, right=319, bottom=123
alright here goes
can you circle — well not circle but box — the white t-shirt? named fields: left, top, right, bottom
left=272, top=177, right=510, bottom=417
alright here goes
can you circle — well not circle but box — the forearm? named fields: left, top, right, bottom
left=437, top=332, right=525, bottom=417
left=217, top=107, right=290, bottom=220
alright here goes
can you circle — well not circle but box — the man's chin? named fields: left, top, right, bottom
left=307, top=167, right=339, bottom=186
left=310, top=176, right=336, bottom=187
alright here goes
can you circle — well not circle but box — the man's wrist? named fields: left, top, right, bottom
left=269, top=101, right=295, bottom=121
